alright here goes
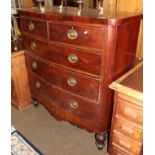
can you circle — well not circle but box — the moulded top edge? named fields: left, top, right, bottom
left=19, top=6, right=143, bottom=26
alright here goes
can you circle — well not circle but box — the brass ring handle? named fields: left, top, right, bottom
left=67, top=77, right=77, bottom=87
left=69, top=99, right=78, bottom=109
left=29, top=21, right=35, bottom=31
left=67, top=27, right=78, bottom=40
left=31, top=41, right=37, bottom=50
left=35, top=81, right=41, bottom=89
left=68, top=53, right=78, bottom=63
left=32, top=61, right=37, bottom=70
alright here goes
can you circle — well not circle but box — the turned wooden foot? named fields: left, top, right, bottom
left=95, top=132, right=107, bottom=150
left=32, top=97, right=40, bottom=107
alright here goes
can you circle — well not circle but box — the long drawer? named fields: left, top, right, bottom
left=28, top=71, right=98, bottom=120
left=23, top=35, right=101, bottom=76
left=21, top=17, right=47, bottom=38
left=25, top=53, right=99, bottom=101
left=31, top=87, right=99, bottom=131
left=49, top=22, right=104, bottom=49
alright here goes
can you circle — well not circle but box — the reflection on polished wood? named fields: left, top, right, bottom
left=20, top=7, right=142, bottom=149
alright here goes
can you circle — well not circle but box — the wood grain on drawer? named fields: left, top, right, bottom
left=113, top=117, right=142, bottom=141
left=25, top=54, right=99, bottom=101
left=112, top=130, right=142, bottom=155
left=31, top=87, right=99, bottom=132
left=49, top=23, right=103, bottom=49
left=21, top=17, right=47, bottom=38
left=23, top=35, right=101, bottom=76
left=116, top=98, right=142, bottom=125
left=22, top=35, right=48, bottom=52
left=110, top=145, right=133, bottom=155
left=28, top=71, right=98, bottom=120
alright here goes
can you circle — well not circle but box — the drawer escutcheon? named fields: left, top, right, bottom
left=67, top=77, right=77, bottom=87
left=69, top=99, right=78, bottom=109
left=68, top=53, right=78, bottom=63
left=35, top=81, right=41, bottom=89
left=31, top=41, right=37, bottom=50
left=29, top=21, right=35, bottom=31
left=32, top=61, right=38, bottom=70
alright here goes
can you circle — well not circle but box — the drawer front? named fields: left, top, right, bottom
left=49, top=23, right=103, bottom=49
left=116, top=98, right=142, bottom=125
left=22, top=35, right=48, bottom=52
left=21, top=17, right=47, bottom=38
left=25, top=54, right=99, bottom=101
left=28, top=71, right=98, bottom=120
left=113, top=117, right=142, bottom=141
left=112, top=130, right=141, bottom=155
left=110, top=145, right=132, bottom=155
left=23, top=35, right=101, bottom=76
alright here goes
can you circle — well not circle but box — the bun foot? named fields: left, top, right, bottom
left=95, top=132, right=107, bottom=150
left=32, top=97, right=40, bottom=107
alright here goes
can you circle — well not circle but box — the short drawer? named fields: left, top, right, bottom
left=22, top=35, right=48, bottom=52
left=112, top=130, right=142, bottom=155
left=49, top=22, right=103, bottom=49
left=116, top=98, right=142, bottom=125
left=21, top=17, right=47, bottom=38
left=28, top=71, right=98, bottom=120
left=110, top=145, right=132, bottom=155
left=25, top=54, right=99, bottom=101
left=113, top=117, right=142, bottom=141
left=23, top=35, right=101, bottom=76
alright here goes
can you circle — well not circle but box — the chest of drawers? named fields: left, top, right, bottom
left=20, top=7, right=142, bottom=149
left=108, top=62, right=143, bottom=155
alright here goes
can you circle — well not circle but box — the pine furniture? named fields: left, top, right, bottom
left=108, top=62, right=143, bottom=155
left=11, top=50, right=32, bottom=110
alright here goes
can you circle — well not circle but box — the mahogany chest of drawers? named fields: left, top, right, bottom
left=20, top=7, right=142, bottom=149
left=108, top=62, right=143, bottom=155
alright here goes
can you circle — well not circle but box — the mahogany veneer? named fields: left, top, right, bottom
left=20, top=7, right=142, bottom=149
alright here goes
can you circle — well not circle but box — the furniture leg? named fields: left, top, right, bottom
left=95, top=132, right=107, bottom=150
left=32, top=97, right=40, bottom=107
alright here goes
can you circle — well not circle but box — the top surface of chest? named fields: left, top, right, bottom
left=19, top=6, right=142, bottom=25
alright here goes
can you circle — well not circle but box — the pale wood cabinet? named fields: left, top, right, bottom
left=11, top=50, right=32, bottom=110
left=108, top=62, right=143, bottom=155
